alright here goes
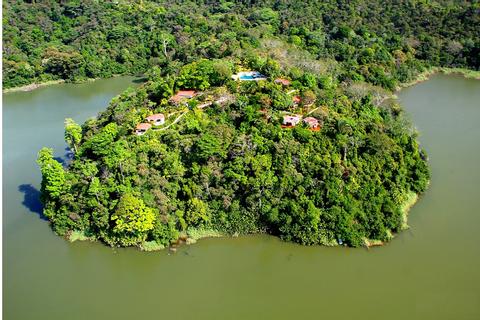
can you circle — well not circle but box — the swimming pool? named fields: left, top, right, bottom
left=233, top=71, right=267, bottom=81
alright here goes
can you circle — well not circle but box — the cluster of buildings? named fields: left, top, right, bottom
left=275, top=77, right=321, bottom=130
left=135, top=113, right=165, bottom=135
left=134, top=90, right=198, bottom=135
left=135, top=74, right=322, bottom=136
left=282, top=115, right=321, bottom=130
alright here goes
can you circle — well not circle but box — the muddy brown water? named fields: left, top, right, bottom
left=3, top=74, right=480, bottom=319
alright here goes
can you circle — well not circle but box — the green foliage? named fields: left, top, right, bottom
left=21, top=0, right=447, bottom=248
left=64, top=118, right=82, bottom=154
left=36, top=60, right=430, bottom=248
left=185, top=198, right=211, bottom=227
left=3, top=1, right=478, bottom=89
left=37, top=148, right=66, bottom=202
left=110, top=194, right=155, bottom=246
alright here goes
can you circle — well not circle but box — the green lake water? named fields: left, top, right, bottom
left=3, top=74, right=480, bottom=319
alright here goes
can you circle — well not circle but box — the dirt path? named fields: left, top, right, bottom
left=153, top=110, right=189, bottom=131
left=306, top=106, right=320, bottom=115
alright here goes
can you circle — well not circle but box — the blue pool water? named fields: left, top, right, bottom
left=238, top=72, right=266, bottom=81
left=240, top=75, right=256, bottom=80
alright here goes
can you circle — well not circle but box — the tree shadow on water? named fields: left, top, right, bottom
left=18, top=184, right=47, bottom=221
left=53, top=156, right=66, bottom=166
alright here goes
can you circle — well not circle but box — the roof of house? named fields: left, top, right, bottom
left=170, top=90, right=196, bottom=102
left=275, top=78, right=291, bottom=86
left=136, top=123, right=152, bottom=130
left=146, top=113, right=165, bottom=121
left=303, top=117, right=319, bottom=125
left=293, top=95, right=301, bottom=104
left=177, top=90, right=196, bottom=97
left=283, top=115, right=301, bottom=122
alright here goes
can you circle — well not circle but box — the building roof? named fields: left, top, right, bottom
left=275, top=78, right=291, bottom=86
left=303, top=117, right=319, bottom=126
left=136, top=123, right=152, bottom=131
left=146, top=113, right=165, bottom=121
left=293, top=95, right=301, bottom=104
left=170, top=90, right=196, bottom=103
left=177, top=90, right=196, bottom=97
left=283, top=115, right=301, bottom=122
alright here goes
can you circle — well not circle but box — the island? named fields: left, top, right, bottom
left=6, top=0, right=479, bottom=250
left=37, top=58, right=430, bottom=249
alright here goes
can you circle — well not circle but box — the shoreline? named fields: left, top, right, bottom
left=68, top=227, right=225, bottom=252
left=4, top=67, right=478, bottom=95
left=2, top=74, right=132, bottom=94
left=364, top=191, right=421, bottom=248
left=68, top=190, right=424, bottom=251
left=395, top=67, right=480, bottom=91
left=3, top=80, right=66, bottom=93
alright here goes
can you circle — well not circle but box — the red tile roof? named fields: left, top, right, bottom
left=293, top=96, right=301, bottom=104
left=146, top=113, right=165, bottom=122
left=170, top=90, right=196, bottom=103
left=275, top=78, right=291, bottom=86
left=136, top=123, right=152, bottom=131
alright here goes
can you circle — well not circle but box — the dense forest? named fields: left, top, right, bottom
left=8, top=0, right=478, bottom=248
left=37, top=57, right=430, bottom=248
left=3, top=0, right=479, bottom=89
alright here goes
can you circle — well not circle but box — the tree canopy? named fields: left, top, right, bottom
left=3, top=0, right=479, bottom=89
left=37, top=57, right=430, bottom=249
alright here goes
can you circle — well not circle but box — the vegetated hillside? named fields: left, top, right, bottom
left=38, top=59, right=430, bottom=248
left=3, top=0, right=479, bottom=88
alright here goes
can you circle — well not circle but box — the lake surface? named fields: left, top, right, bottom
left=3, top=74, right=480, bottom=320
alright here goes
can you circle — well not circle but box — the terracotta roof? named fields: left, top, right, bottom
left=146, top=113, right=165, bottom=121
left=136, top=123, right=152, bottom=130
left=177, top=90, right=195, bottom=97
left=275, top=78, right=291, bottom=86
left=170, top=90, right=196, bottom=103
left=293, top=96, right=301, bottom=104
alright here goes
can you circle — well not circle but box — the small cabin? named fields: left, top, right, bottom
left=303, top=117, right=320, bottom=129
left=135, top=123, right=152, bottom=136
left=275, top=78, right=291, bottom=86
left=170, top=90, right=196, bottom=104
left=146, top=113, right=165, bottom=126
left=283, top=115, right=301, bottom=127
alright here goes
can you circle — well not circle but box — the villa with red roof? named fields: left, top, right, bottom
left=135, top=123, right=152, bottom=136
left=170, top=90, right=196, bottom=104
left=146, top=113, right=165, bottom=126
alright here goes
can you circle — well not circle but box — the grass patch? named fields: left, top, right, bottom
left=186, top=228, right=224, bottom=244
left=140, top=241, right=165, bottom=252
left=400, top=192, right=419, bottom=230
left=67, top=230, right=93, bottom=242
left=437, top=67, right=480, bottom=79
left=363, top=238, right=384, bottom=247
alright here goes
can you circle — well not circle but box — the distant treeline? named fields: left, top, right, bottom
left=3, top=0, right=479, bottom=89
